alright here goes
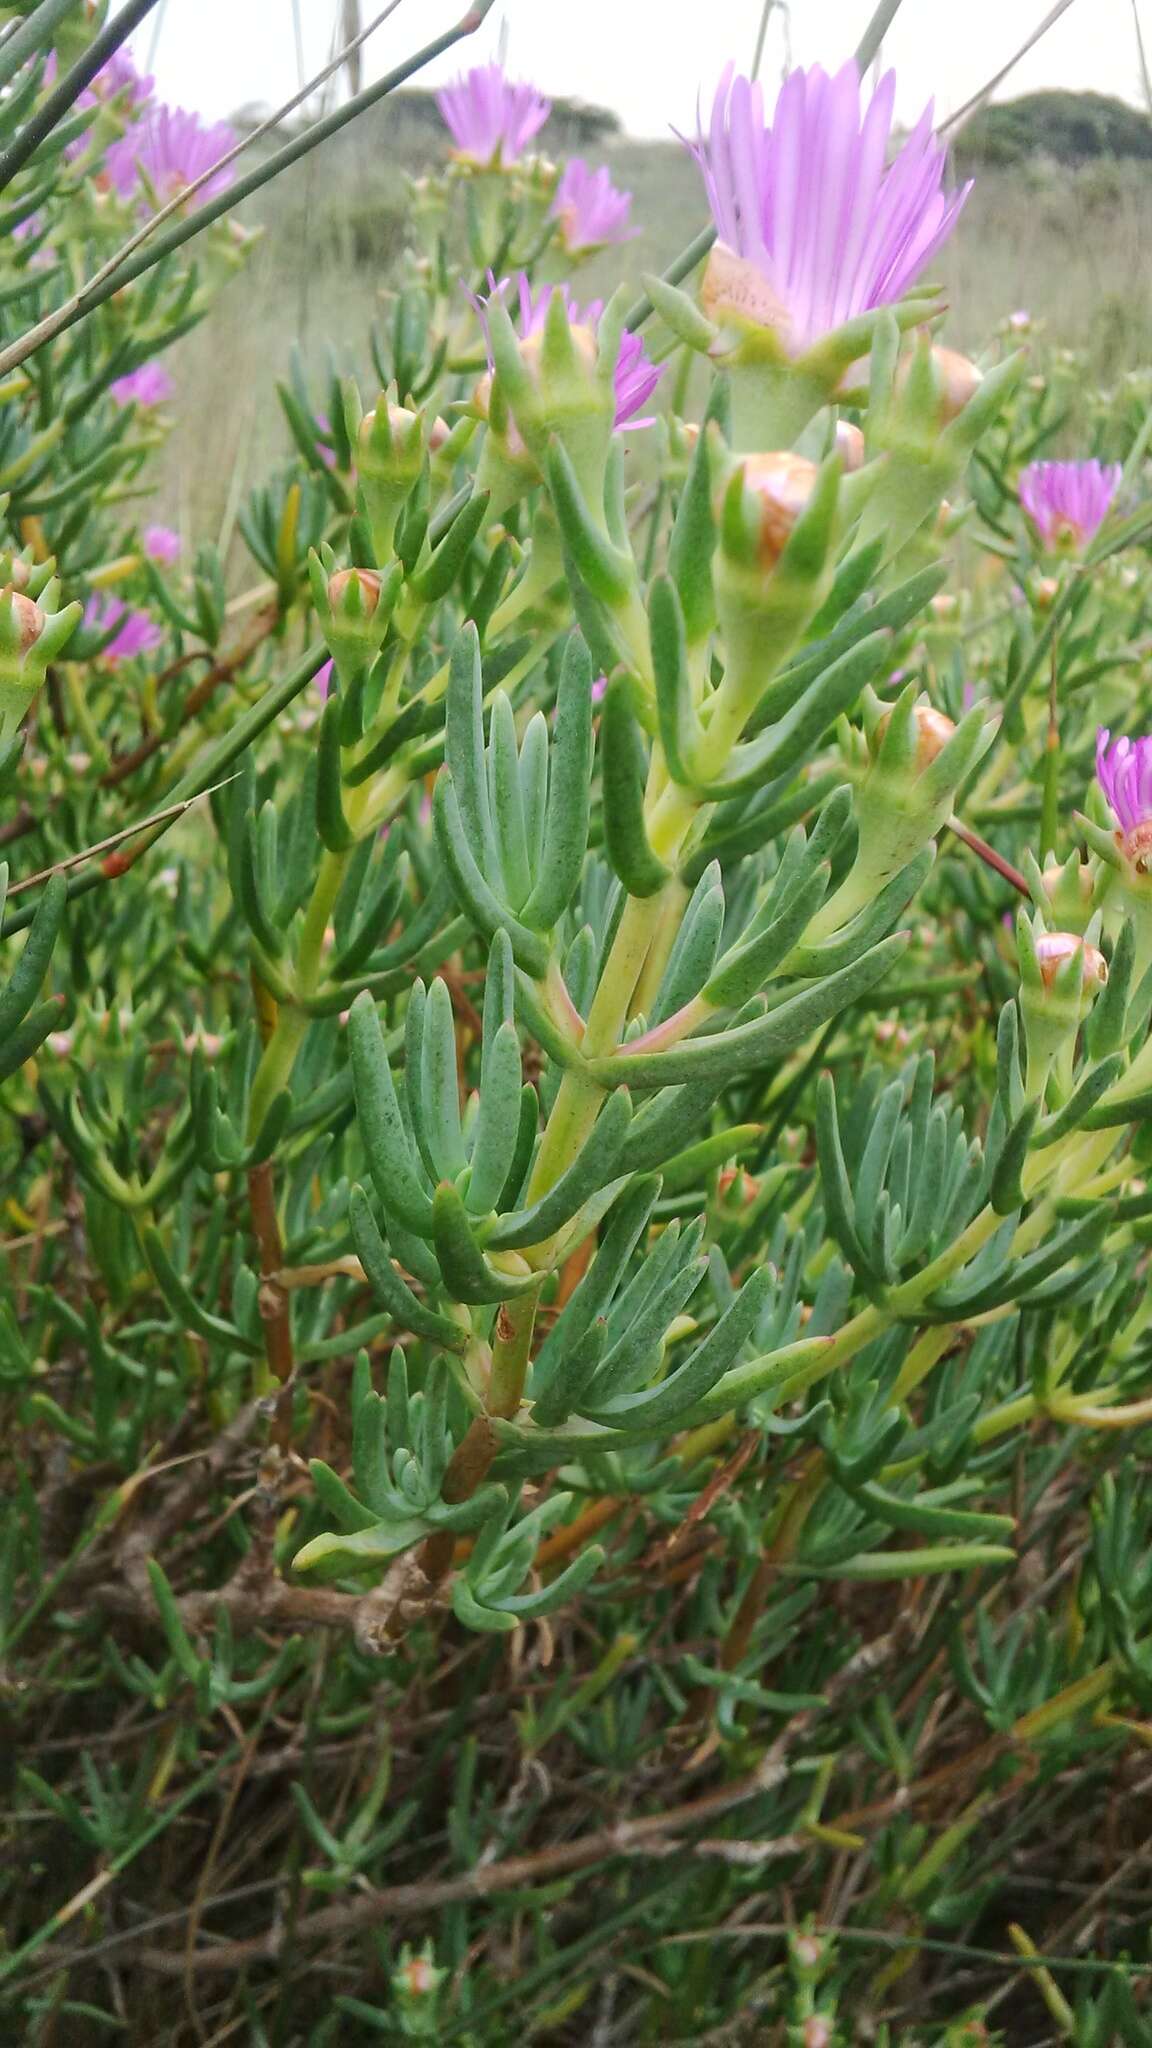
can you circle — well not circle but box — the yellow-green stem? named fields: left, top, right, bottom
left=523, top=890, right=668, bottom=1225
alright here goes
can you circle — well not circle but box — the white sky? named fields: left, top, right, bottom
left=139, top=0, right=1148, bottom=138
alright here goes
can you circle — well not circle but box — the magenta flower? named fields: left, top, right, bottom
left=1097, top=728, right=1152, bottom=841
left=44, top=43, right=154, bottom=161
left=551, top=159, right=635, bottom=253
left=105, top=105, right=236, bottom=209
left=1019, top=461, right=1122, bottom=551
left=690, top=63, right=970, bottom=354
left=435, top=63, right=550, bottom=165
left=110, top=361, right=174, bottom=408
left=43, top=45, right=152, bottom=109
left=143, top=524, right=181, bottom=565
left=475, top=274, right=664, bottom=429
left=84, top=595, right=162, bottom=663
left=316, top=659, right=333, bottom=700
left=88, top=48, right=154, bottom=108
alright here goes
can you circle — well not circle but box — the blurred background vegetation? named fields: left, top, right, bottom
left=159, top=85, right=1152, bottom=548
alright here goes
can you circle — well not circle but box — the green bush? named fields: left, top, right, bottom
left=3, top=12, right=1152, bottom=2046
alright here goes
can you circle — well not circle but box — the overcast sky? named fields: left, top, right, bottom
left=138, top=0, right=1147, bottom=138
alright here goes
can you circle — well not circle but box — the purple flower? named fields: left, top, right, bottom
left=110, top=361, right=174, bottom=408
left=1097, top=728, right=1152, bottom=841
left=84, top=595, right=162, bottom=663
left=315, top=659, right=333, bottom=700
left=51, top=46, right=154, bottom=163
left=551, top=158, right=635, bottom=253
left=690, top=63, right=970, bottom=354
left=88, top=48, right=154, bottom=108
left=475, top=274, right=664, bottom=429
left=435, top=63, right=550, bottom=165
left=1019, top=461, right=1122, bottom=551
left=143, top=524, right=181, bottom=565
left=105, top=105, right=237, bottom=209
left=43, top=45, right=152, bottom=110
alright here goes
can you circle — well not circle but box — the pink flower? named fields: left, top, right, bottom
left=435, top=63, right=550, bottom=165
left=1097, top=728, right=1152, bottom=840
left=551, top=159, right=635, bottom=253
left=143, top=524, right=181, bottom=565
left=690, top=63, right=970, bottom=353
left=44, top=44, right=152, bottom=111
left=110, top=361, right=174, bottom=408
left=106, top=105, right=236, bottom=209
left=315, top=659, right=333, bottom=700
left=1019, top=461, right=1122, bottom=551
left=83, top=595, right=162, bottom=663
left=474, top=274, right=664, bottom=429
left=314, top=412, right=339, bottom=471
left=88, top=48, right=154, bottom=108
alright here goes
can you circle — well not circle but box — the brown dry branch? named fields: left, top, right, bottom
left=100, top=601, right=280, bottom=788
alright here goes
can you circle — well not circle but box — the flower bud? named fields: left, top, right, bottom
left=6, top=590, right=45, bottom=652
left=732, top=452, right=820, bottom=568
left=354, top=400, right=446, bottom=559
left=327, top=567, right=382, bottom=614
left=834, top=419, right=865, bottom=471
left=910, top=343, right=982, bottom=425
left=402, top=1956, right=436, bottom=1996
left=1035, top=931, right=1107, bottom=991
left=1040, top=855, right=1095, bottom=931
left=803, top=2022, right=833, bottom=2048
left=1018, top=915, right=1107, bottom=1098
left=808, top=687, right=996, bottom=943
left=0, top=580, right=81, bottom=745
left=874, top=700, right=955, bottom=771
left=310, top=550, right=397, bottom=689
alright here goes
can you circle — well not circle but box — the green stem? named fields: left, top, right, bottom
left=727, top=360, right=825, bottom=452
left=246, top=843, right=351, bottom=1141
left=488, top=1286, right=543, bottom=1418
left=525, top=890, right=668, bottom=1215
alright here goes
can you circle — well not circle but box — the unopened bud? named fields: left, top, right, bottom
left=738, top=452, right=819, bottom=567
left=379, top=401, right=447, bottom=452
left=5, top=590, right=44, bottom=652
left=875, top=701, right=955, bottom=771
left=402, top=1957, right=436, bottom=1996
left=1035, top=575, right=1060, bottom=609
left=794, top=1934, right=823, bottom=1969
left=834, top=420, right=865, bottom=471
left=184, top=1031, right=223, bottom=1057
left=926, top=344, right=982, bottom=424
left=1035, top=931, right=1107, bottom=990
left=327, top=567, right=382, bottom=613
left=6, top=559, right=32, bottom=591
left=1041, top=860, right=1094, bottom=910
left=803, top=2021, right=833, bottom=2048
left=930, top=592, right=959, bottom=622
